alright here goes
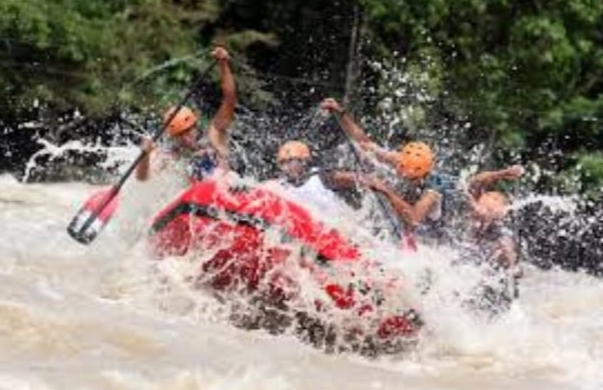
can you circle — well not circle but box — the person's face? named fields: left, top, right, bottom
left=278, top=158, right=309, bottom=180
left=397, top=164, right=424, bottom=181
left=173, top=127, right=199, bottom=150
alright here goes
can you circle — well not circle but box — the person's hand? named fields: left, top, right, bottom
left=140, top=137, right=156, bottom=154
left=320, top=98, right=344, bottom=114
left=365, top=176, right=389, bottom=193
left=212, top=46, right=230, bottom=62
left=505, top=165, right=524, bottom=179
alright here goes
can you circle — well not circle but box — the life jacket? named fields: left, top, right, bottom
left=393, top=172, right=458, bottom=245
left=163, top=135, right=229, bottom=183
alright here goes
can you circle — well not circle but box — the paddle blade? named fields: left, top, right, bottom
left=67, top=187, right=119, bottom=244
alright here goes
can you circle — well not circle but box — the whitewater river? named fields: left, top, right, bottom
left=1, top=173, right=602, bottom=390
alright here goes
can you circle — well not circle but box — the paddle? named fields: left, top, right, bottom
left=67, top=60, right=217, bottom=245
left=330, top=110, right=409, bottom=245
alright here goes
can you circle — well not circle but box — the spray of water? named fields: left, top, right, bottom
left=3, top=55, right=603, bottom=389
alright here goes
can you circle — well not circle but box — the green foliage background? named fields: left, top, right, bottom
left=1, top=0, right=602, bottom=193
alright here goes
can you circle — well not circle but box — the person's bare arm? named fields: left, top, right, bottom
left=136, top=155, right=151, bottom=182
left=206, top=47, right=236, bottom=159
left=360, top=141, right=400, bottom=167
left=468, top=165, right=524, bottom=195
left=320, top=98, right=371, bottom=143
left=494, top=236, right=518, bottom=268
left=380, top=190, right=414, bottom=225
left=323, top=170, right=376, bottom=190
left=326, top=171, right=440, bottom=226
left=370, top=180, right=441, bottom=226
left=135, top=138, right=155, bottom=181
left=321, top=97, right=402, bottom=170
left=407, top=190, right=442, bottom=226
left=322, top=171, right=356, bottom=189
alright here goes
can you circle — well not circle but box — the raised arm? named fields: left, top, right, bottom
left=321, top=97, right=403, bottom=169
left=135, top=137, right=155, bottom=181
left=468, top=165, right=524, bottom=197
left=360, top=141, right=401, bottom=167
left=207, top=46, right=237, bottom=159
left=320, top=98, right=372, bottom=144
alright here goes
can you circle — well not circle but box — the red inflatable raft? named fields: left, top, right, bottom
left=148, top=179, right=421, bottom=345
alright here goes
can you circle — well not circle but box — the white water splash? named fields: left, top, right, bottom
left=21, top=136, right=139, bottom=182
left=511, top=194, right=579, bottom=215
left=1, top=173, right=602, bottom=390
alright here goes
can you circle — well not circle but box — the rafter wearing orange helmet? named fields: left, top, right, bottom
left=164, top=106, right=198, bottom=137
left=268, top=138, right=381, bottom=227
left=396, top=141, right=434, bottom=180
left=318, top=97, right=449, bottom=246
left=277, top=140, right=311, bottom=163
left=135, top=46, right=236, bottom=183
left=465, top=165, right=524, bottom=284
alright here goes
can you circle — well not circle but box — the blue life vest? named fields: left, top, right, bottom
left=188, top=151, right=219, bottom=181
left=411, top=172, right=460, bottom=243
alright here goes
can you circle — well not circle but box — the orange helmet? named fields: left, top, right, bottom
left=396, top=141, right=434, bottom=179
left=477, top=191, right=509, bottom=218
left=277, top=140, right=311, bottom=163
left=163, top=106, right=198, bottom=137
